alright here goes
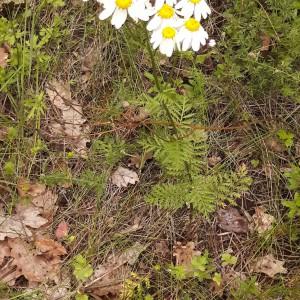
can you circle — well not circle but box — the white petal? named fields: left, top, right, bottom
left=182, top=2, right=194, bottom=18
left=112, top=8, right=127, bottom=29
left=99, top=2, right=115, bottom=20
left=128, top=5, right=138, bottom=21
left=147, top=15, right=161, bottom=31
left=182, top=34, right=192, bottom=51
left=192, top=33, right=201, bottom=52
left=175, top=0, right=187, bottom=9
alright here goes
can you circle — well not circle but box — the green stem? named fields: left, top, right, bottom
left=143, top=26, right=179, bottom=136
left=144, top=30, right=161, bottom=92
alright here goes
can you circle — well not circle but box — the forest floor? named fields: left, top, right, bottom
left=0, top=0, right=300, bottom=299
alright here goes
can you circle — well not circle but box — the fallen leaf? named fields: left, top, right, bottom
left=260, top=33, right=271, bottom=52
left=17, top=179, right=58, bottom=221
left=35, top=238, right=67, bottom=257
left=17, top=178, right=46, bottom=198
left=7, top=238, right=63, bottom=285
left=0, top=216, right=33, bottom=241
left=173, top=241, right=201, bottom=266
left=251, top=207, right=275, bottom=234
left=31, top=190, right=58, bottom=218
left=55, top=221, right=69, bottom=239
left=85, top=243, right=145, bottom=298
left=128, top=152, right=153, bottom=168
left=111, top=166, right=139, bottom=188
left=251, top=254, right=287, bottom=278
left=217, top=207, right=249, bottom=233
left=208, top=155, right=222, bottom=167
left=0, top=240, right=11, bottom=265
left=46, top=80, right=90, bottom=156
left=16, top=206, right=48, bottom=229
left=0, top=45, right=9, bottom=68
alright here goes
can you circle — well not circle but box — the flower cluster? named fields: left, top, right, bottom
left=85, top=0, right=215, bottom=57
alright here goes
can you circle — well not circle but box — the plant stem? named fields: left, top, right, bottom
left=144, top=29, right=161, bottom=92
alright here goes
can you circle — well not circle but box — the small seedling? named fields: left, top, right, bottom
left=72, top=254, right=93, bottom=281
left=221, top=252, right=238, bottom=266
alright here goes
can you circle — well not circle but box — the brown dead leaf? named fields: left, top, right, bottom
left=0, top=216, right=33, bottom=240
left=111, top=166, right=139, bottom=188
left=17, top=178, right=46, bottom=198
left=251, top=207, right=275, bottom=234
left=173, top=241, right=201, bottom=266
left=208, top=155, right=222, bottom=167
left=260, top=33, right=271, bottom=52
left=85, top=243, right=145, bottom=298
left=0, top=45, right=9, bottom=68
left=31, top=190, right=58, bottom=218
left=0, top=240, right=11, bottom=265
left=217, top=207, right=249, bottom=233
left=128, top=152, right=153, bottom=168
left=16, top=206, right=48, bottom=229
left=35, top=238, right=67, bottom=257
left=7, top=238, right=63, bottom=285
left=55, top=221, right=69, bottom=240
left=17, top=179, right=58, bottom=222
left=251, top=254, right=287, bottom=278
left=46, top=80, right=90, bottom=156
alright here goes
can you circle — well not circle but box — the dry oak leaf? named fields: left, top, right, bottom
left=251, top=207, right=275, bottom=234
left=35, top=238, right=67, bottom=257
left=251, top=254, right=287, bottom=278
left=17, top=179, right=58, bottom=221
left=46, top=80, right=90, bottom=156
left=7, top=238, right=63, bottom=285
left=0, top=216, right=33, bottom=241
left=111, top=166, right=139, bottom=188
left=217, top=207, right=249, bottom=234
left=173, top=241, right=201, bottom=266
left=16, top=206, right=48, bottom=229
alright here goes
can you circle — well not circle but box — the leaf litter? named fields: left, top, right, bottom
left=251, top=206, right=275, bottom=234
left=84, top=242, right=146, bottom=299
left=46, top=80, right=90, bottom=157
left=0, top=179, right=67, bottom=290
left=111, top=166, right=139, bottom=188
left=251, top=254, right=287, bottom=278
left=217, top=207, right=249, bottom=233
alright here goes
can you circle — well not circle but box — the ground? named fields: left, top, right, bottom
left=0, top=0, right=300, bottom=299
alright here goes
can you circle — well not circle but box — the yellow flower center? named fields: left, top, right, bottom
left=115, top=0, right=132, bottom=9
left=158, top=4, right=175, bottom=19
left=189, top=0, right=201, bottom=3
left=162, top=27, right=176, bottom=39
left=185, top=18, right=201, bottom=32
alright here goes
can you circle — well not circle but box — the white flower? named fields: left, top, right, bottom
left=178, top=18, right=208, bottom=51
left=151, top=26, right=180, bottom=57
left=147, top=3, right=181, bottom=32
left=176, top=0, right=211, bottom=20
left=99, top=0, right=150, bottom=29
left=208, top=39, right=216, bottom=47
